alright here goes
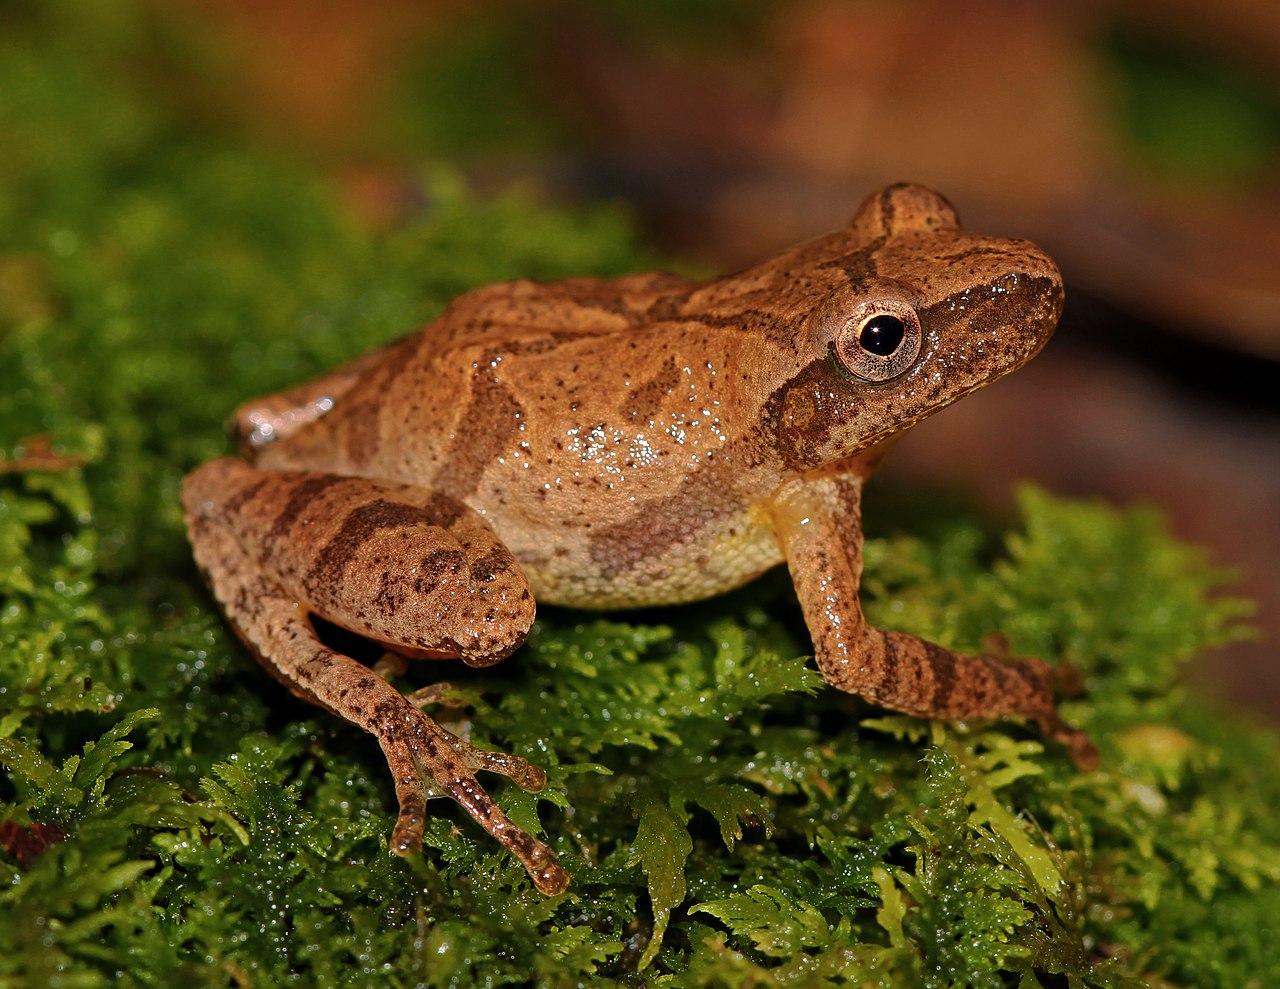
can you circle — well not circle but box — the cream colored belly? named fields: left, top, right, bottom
left=510, top=508, right=786, bottom=610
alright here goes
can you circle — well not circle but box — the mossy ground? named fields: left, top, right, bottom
left=2, top=5, right=1277, bottom=987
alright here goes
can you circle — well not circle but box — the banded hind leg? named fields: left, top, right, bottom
left=183, top=457, right=568, bottom=894
left=770, top=472, right=1097, bottom=768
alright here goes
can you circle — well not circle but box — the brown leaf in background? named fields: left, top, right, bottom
left=0, top=821, right=66, bottom=870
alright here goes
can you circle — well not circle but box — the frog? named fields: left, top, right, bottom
left=183, top=183, right=1096, bottom=897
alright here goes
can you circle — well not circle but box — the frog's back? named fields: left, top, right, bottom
left=424, top=271, right=695, bottom=349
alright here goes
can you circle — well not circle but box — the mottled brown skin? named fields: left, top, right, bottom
left=184, top=183, right=1096, bottom=897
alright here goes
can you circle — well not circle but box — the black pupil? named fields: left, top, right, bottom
left=859, top=314, right=906, bottom=356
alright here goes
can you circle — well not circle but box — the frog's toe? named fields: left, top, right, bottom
left=404, top=681, right=458, bottom=708
left=389, top=793, right=428, bottom=855
left=444, top=736, right=548, bottom=792
left=524, top=844, right=571, bottom=896
left=371, top=651, right=412, bottom=680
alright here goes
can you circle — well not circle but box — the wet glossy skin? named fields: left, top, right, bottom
left=184, top=184, right=1096, bottom=895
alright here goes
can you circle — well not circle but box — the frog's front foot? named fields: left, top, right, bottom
left=374, top=695, right=568, bottom=895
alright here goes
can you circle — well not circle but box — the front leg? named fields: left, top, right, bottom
left=770, top=473, right=1097, bottom=768
left=183, top=458, right=568, bottom=894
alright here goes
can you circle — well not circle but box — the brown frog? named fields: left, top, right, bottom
left=183, top=183, right=1096, bottom=896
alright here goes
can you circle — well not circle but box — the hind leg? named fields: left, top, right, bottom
left=183, top=457, right=567, bottom=894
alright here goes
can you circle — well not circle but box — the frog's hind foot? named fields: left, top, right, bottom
left=379, top=700, right=567, bottom=895
left=401, top=681, right=551, bottom=789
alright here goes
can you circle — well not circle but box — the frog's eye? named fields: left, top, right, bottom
left=835, top=300, right=922, bottom=382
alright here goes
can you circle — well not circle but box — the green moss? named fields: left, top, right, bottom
left=2, top=5, right=1277, bottom=987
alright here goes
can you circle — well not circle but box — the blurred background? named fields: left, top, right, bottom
left=6, top=0, right=1278, bottom=719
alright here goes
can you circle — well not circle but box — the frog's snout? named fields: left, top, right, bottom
left=952, top=237, right=1064, bottom=367
left=998, top=267, right=1063, bottom=347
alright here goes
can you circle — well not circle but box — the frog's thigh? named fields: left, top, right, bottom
left=186, top=457, right=535, bottom=667
left=182, top=458, right=566, bottom=893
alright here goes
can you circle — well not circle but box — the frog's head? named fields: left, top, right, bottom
left=770, top=183, right=1063, bottom=473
